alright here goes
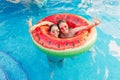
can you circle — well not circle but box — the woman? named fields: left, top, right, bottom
left=47, top=24, right=64, bottom=68
left=57, top=17, right=100, bottom=38
left=27, top=18, right=64, bottom=68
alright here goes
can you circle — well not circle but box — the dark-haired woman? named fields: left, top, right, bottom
left=27, top=18, right=64, bottom=68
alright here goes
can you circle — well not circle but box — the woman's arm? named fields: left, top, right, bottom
left=71, top=17, right=100, bottom=34
left=71, top=26, right=88, bottom=34
left=33, top=21, right=54, bottom=27
left=27, top=18, right=54, bottom=32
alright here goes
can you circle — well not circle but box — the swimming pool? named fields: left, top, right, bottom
left=0, top=0, right=120, bottom=80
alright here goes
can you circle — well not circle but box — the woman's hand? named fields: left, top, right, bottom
left=27, top=18, right=33, bottom=33
left=94, top=17, right=100, bottom=26
left=27, top=18, right=33, bottom=28
left=87, top=17, right=100, bottom=29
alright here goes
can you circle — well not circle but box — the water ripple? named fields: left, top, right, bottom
left=90, top=48, right=96, bottom=64
left=97, top=67, right=100, bottom=75
left=109, top=40, right=120, bottom=61
left=104, top=67, right=109, bottom=80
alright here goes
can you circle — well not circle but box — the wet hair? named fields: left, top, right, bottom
left=57, top=19, right=66, bottom=27
left=49, top=24, right=58, bottom=32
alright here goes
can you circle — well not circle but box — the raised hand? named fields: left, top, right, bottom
left=27, top=18, right=33, bottom=28
left=87, top=17, right=100, bottom=29
left=93, top=17, right=100, bottom=26
left=27, top=18, right=33, bottom=33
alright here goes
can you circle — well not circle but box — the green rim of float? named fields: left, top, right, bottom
left=30, top=13, right=97, bottom=58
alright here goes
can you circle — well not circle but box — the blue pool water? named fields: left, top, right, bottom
left=0, top=0, right=120, bottom=80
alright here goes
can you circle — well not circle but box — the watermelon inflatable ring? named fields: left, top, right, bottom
left=29, top=13, right=97, bottom=58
